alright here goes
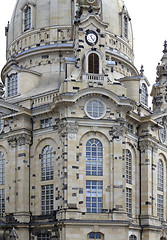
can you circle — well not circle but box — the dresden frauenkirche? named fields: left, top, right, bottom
left=0, top=0, right=167, bottom=239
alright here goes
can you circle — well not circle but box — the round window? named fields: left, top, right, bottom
left=85, top=99, right=106, bottom=119
left=159, top=126, right=166, bottom=143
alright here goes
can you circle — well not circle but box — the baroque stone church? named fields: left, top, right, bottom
left=0, top=0, right=167, bottom=239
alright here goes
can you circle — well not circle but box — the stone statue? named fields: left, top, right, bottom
left=10, top=228, right=18, bottom=239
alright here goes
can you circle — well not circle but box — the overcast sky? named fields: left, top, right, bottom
left=0, top=0, right=166, bottom=91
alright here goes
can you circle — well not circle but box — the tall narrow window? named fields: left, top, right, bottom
left=157, top=194, right=163, bottom=221
left=126, top=150, right=132, bottom=184
left=41, top=184, right=54, bottom=215
left=41, top=145, right=54, bottom=181
left=88, top=53, right=99, bottom=74
left=7, top=74, right=18, bottom=97
left=86, top=180, right=103, bottom=213
left=0, top=189, right=5, bottom=217
left=141, top=83, right=148, bottom=106
left=126, top=187, right=132, bottom=216
left=157, top=160, right=163, bottom=191
left=86, top=139, right=103, bottom=176
left=124, top=16, right=128, bottom=38
left=0, top=152, right=5, bottom=185
left=24, top=6, right=31, bottom=31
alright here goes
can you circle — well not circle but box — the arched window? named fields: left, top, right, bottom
left=86, top=139, right=103, bottom=176
left=141, top=83, right=148, bottom=106
left=126, top=149, right=132, bottom=184
left=0, top=152, right=5, bottom=185
left=157, top=160, right=163, bottom=191
left=88, top=53, right=99, bottom=74
left=129, top=235, right=137, bottom=240
left=24, top=6, right=31, bottom=31
left=41, top=145, right=54, bottom=181
left=88, top=232, right=103, bottom=239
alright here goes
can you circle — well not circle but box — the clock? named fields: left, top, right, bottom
left=85, top=30, right=98, bottom=46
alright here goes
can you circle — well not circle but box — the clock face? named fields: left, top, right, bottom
left=85, top=31, right=98, bottom=46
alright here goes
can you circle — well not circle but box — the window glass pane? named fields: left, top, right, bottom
left=41, top=145, right=54, bottom=181
left=0, top=189, right=5, bottom=217
left=86, top=180, right=103, bottom=213
left=7, top=74, right=18, bottom=97
left=86, top=99, right=105, bottom=119
left=126, top=188, right=132, bottom=216
left=86, top=139, right=103, bottom=176
left=157, top=194, right=163, bottom=221
left=24, top=6, right=31, bottom=31
left=37, top=233, right=51, bottom=240
left=158, top=160, right=164, bottom=191
left=141, top=83, right=148, bottom=106
left=88, top=53, right=99, bottom=74
left=0, top=152, right=5, bottom=185
left=126, top=150, right=132, bottom=184
left=41, top=185, right=54, bottom=215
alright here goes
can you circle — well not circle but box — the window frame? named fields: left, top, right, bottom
left=0, top=189, right=5, bottom=217
left=7, top=73, right=18, bottom=97
left=141, top=83, right=148, bottom=106
left=0, top=152, right=5, bottom=185
left=126, top=149, right=132, bottom=185
left=85, top=98, right=106, bottom=120
left=41, top=184, right=54, bottom=215
left=86, top=138, right=103, bottom=176
left=86, top=180, right=103, bottom=213
left=157, top=159, right=164, bottom=192
left=85, top=50, right=102, bottom=75
left=41, top=145, right=54, bottom=181
left=37, top=233, right=51, bottom=240
left=88, top=53, right=99, bottom=74
left=157, top=194, right=163, bottom=221
left=21, top=2, right=36, bottom=33
left=120, top=6, right=130, bottom=40
left=40, top=118, right=52, bottom=129
left=88, top=232, right=103, bottom=239
left=126, top=187, right=132, bottom=216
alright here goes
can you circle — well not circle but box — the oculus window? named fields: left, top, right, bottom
left=85, top=99, right=106, bottom=119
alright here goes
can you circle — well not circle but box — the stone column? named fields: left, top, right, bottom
left=6, top=137, right=17, bottom=214
left=109, top=125, right=125, bottom=213
left=139, top=140, right=154, bottom=218
left=7, top=133, right=31, bottom=240
left=58, top=121, right=79, bottom=210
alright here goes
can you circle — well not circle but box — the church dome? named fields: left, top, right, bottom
left=7, top=0, right=133, bottom=58
left=2, top=0, right=137, bottom=102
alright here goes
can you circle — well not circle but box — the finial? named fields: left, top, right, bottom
left=163, top=40, right=167, bottom=54
left=140, top=65, right=144, bottom=76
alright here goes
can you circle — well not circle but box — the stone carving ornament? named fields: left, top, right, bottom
left=109, top=125, right=124, bottom=138
left=10, top=228, right=18, bottom=239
